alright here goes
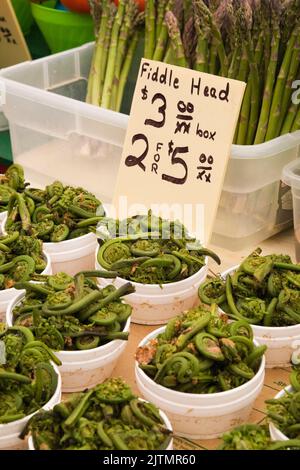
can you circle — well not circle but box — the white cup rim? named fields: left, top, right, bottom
left=136, top=325, right=265, bottom=400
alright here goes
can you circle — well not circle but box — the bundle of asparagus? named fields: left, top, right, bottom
left=86, top=0, right=299, bottom=144
left=86, top=0, right=144, bottom=111
left=144, top=0, right=300, bottom=144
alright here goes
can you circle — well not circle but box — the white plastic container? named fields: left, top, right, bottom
left=221, top=265, right=300, bottom=368
left=0, top=171, right=9, bottom=234
left=1, top=217, right=98, bottom=276
left=44, top=233, right=98, bottom=275
left=283, top=159, right=300, bottom=262
left=27, top=402, right=173, bottom=450
left=0, top=112, right=8, bottom=132
left=1, top=44, right=299, bottom=249
left=95, top=250, right=208, bottom=325
left=0, top=211, right=7, bottom=231
left=269, top=385, right=292, bottom=441
left=135, top=327, right=265, bottom=439
left=0, top=250, right=51, bottom=322
left=212, top=132, right=300, bottom=251
left=7, top=292, right=131, bottom=393
left=0, top=362, right=61, bottom=450
left=0, top=44, right=127, bottom=203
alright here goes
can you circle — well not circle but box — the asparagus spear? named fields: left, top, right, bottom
left=227, top=7, right=241, bottom=79
left=173, top=0, right=184, bottom=27
left=228, top=48, right=241, bottom=79
left=210, top=5, right=229, bottom=76
left=193, top=0, right=210, bottom=72
left=144, top=0, right=156, bottom=59
left=207, top=0, right=221, bottom=12
left=101, top=0, right=126, bottom=109
left=183, top=0, right=193, bottom=25
left=291, top=104, right=300, bottom=132
left=165, top=11, right=188, bottom=67
left=88, top=0, right=102, bottom=34
left=89, top=1, right=110, bottom=106
left=281, top=0, right=300, bottom=45
left=246, top=59, right=260, bottom=144
left=265, top=24, right=300, bottom=141
left=153, top=0, right=175, bottom=62
left=254, top=16, right=281, bottom=144
left=193, top=0, right=227, bottom=75
left=156, top=0, right=169, bottom=39
left=163, top=45, right=175, bottom=64
left=183, top=15, right=197, bottom=68
left=254, top=30, right=265, bottom=73
left=214, top=0, right=235, bottom=53
left=86, top=44, right=96, bottom=104
left=235, top=4, right=251, bottom=82
left=111, top=1, right=139, bottom=111
left=277, top=37, right=300, bottom=133
left=117, top=32, right=140, bottom=112
left=236, top=81, right=252, bottom=145
left=281, top=102, right=299, bottom=134
left=237, top=46, right=249, bottom=82
left=86, top=1, right=102, bottom=104
left=100, top=4, right=116, bottom=102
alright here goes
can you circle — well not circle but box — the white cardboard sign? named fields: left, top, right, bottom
left=0, top=0, right=31, bottom=68
left=113, top=59, right=245, bottom=243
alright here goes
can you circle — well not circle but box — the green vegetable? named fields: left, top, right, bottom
left=0, top=232, right=47, bottom=290
left=219, top=424, right=271, bottom=450
left=0, top=328, right=59, bottom=425
left=12, top=271, right=134, bottom=352
left=87, top=1, right=300, bottom=142
left=4, top=164, right=105, bottom=243
left=267, top=386, right=300, bottom=440
left=136, top=304, right=265, bottom=394
left=86, top=0, right=143, bottom=112
left=219, top=422, right=300, bottom=450
left=21, top=378, right=171, bottom=450
left=199, top=248, right=300, bottom=327
left=97, top=213, right=220, bottom=285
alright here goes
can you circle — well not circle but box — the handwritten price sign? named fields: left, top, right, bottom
left=0, top=0, right=31, bottom=68
left=114, top=59, right=245, bottom=243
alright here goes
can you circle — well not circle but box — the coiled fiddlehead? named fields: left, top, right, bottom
left=136, top=305, right=265, bottom=394
left=98, top=220, right=220, bottom=284
left=4, top=164, right=106, bottom=242
left=267, top=387, right=300, bottom=439
left=0, top=232, right=46, bottom=290
left=0, top=328, right=59, bottom=424
left=199, top=247, right=300, bottom=327
left=198, top=277, right=226, bottom=304
left=21, top=378, right=171, bottom=450
left=12, top=271, right=134, bottom=351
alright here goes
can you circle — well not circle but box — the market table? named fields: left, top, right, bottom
left=112, top=227, right=295, bottom=450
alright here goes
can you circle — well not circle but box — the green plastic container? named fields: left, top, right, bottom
left=31, top=0, right=94, bottom=54
left=11, top=0, right=34, bottom=36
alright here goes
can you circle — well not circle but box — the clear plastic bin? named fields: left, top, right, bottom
left=282, top=159, right=300, bottom=261
left=0, top=111, right=8, bottom=131
left=0, top=43, right=127, bottom=198
left=0, top=43, right=299, bottom=250
left=213, top=132, right=300, bottom=250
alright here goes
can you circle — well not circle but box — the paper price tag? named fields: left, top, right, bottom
left=0, top=0, right=31, bottom=68
left=113, top=59, right=245, bottom=243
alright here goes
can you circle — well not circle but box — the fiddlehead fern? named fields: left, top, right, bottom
left=21, top=378, right=171, bottom=450
left=3, top=164, right=106, bottom=242
left=12, top=271, right=134, bottom=351
left=136, top=305, right=265, bottom=394
left=0, top=328, right=59, bottom=424
left=199, top=247, right=300, bottom=326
